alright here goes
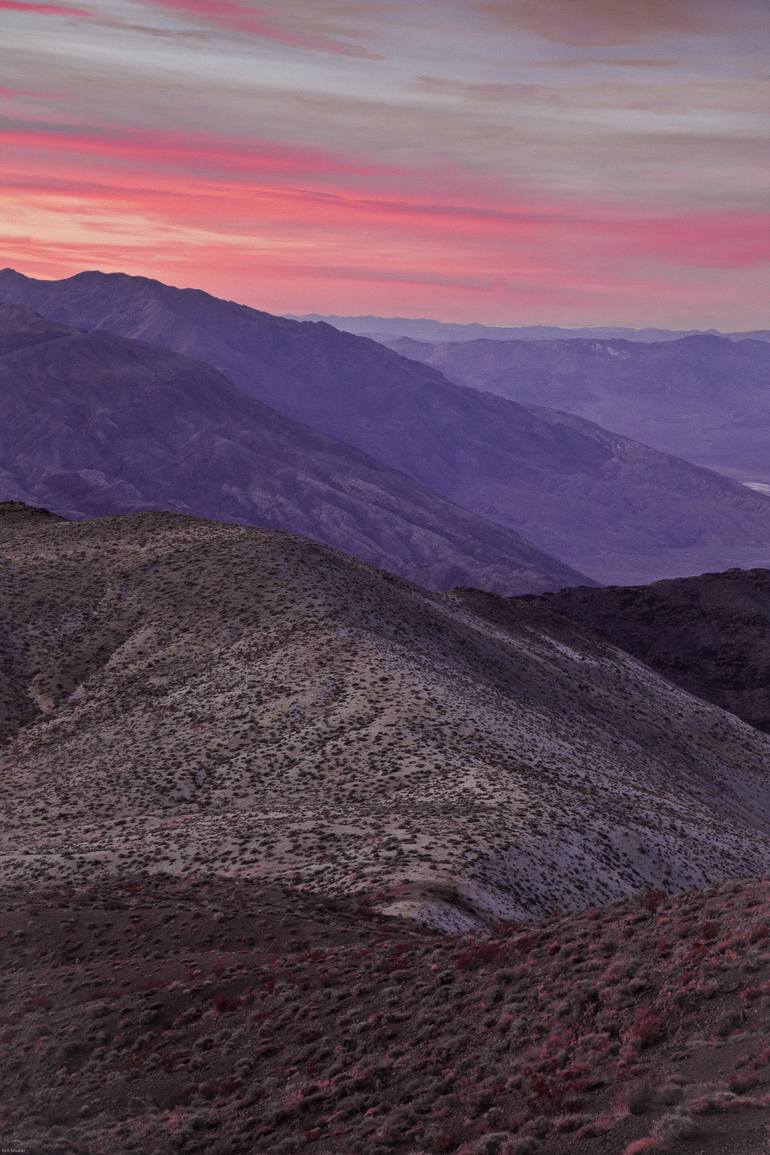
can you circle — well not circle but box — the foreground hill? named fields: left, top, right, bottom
left=3, top=506, right=770, bottom=932
left=383, top=333, right=770, bottom=487
left=5, top=270, right=770, bottom=583
left=0, top=304, right=584, bottom=595
left=521, top=569, right=770, bottom=734
left=6, top=872, right=770, bottom=1155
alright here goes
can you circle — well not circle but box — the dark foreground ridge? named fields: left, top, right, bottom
left=5, top=873, right=770, bottom=1154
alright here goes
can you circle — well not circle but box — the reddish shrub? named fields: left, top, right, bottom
left=213, top=993, right=239, bottom=1014
left=455, top=941, right=503, bottom=971
left=526, top=1073, right=569, bottom=1112
left=628, top=1012, right=665, bottom=1049
left=729, top=1073, right=759, bottom=1094
left=639, top=890, right=665, bottom=914
left=380, top=952, right=410, bottom=975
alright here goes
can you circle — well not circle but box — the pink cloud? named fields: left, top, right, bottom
left=5, top=126, right=768, bottom=277
left=0, top=84, right=58, bottom=100
left=1, top=120, right=405, bottom=182
left=0, top=0, right=90, bottom=15
left=3, top=224, right=764, bottom=329
left=2, top=84, right=767, bottom=328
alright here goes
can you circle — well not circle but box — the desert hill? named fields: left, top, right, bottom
left=0, top=304, right=584, bottom=595
left=4, top=270, right=770, bottom=583
left=3, top=505, right=770, bottom=933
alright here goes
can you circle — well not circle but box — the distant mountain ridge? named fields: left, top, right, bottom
left=289, top=311, right=770, bottom=344
left=0, top=303, right=586, bottom=594
left=4, top=269, right=770, bottom=584
left=383, top=332, right=770, bottom=487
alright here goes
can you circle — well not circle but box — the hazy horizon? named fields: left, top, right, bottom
left=4, top=263, right=767, bottom=335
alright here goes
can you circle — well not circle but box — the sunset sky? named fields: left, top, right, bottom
left=1, top=0, right=768, bottom=326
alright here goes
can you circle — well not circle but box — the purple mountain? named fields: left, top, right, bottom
left=382, top=333, right=770, bottom=487
left=3, top=268, right=770, bottom=584
left=0, top=304, right=587, bottom=594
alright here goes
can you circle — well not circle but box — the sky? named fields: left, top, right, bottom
left=1, top=0, right=768, bottom=326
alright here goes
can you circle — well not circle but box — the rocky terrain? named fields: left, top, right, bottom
left=4, top=269, right=770, bottom=584
left=382, top=332, right=770, bottom=487
left=3, top=504, right=770, bottom=931
left=7, top=873, right=770, bottom=1154
left=0, top=303, right=585, bottom=596
left=5, top=505, right=770, bottom=1153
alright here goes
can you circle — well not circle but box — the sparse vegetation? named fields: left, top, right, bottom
left=3, top=505, right=770, bottom=1152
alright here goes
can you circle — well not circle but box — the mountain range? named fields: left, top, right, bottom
left=291, top=312, right=770, bottom=345
left=0, top=303, right=583, bottom=595
left=382, top=332, right=770, bottom=488
left=3, top=270, right=770, bottom=585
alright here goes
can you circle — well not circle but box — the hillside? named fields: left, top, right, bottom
left=4, top=270, right=770, bottom=584
left=3, top=506, right=770, bottom=933
left=0, top=304, right=585, bottom=595
left=520, top=569, right=770, bottom=734
left=383, top=333, right=770, bottom=487
left=6, top=872, right=770, bottom=1154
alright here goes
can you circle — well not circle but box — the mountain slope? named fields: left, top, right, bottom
left=3, top=505, right=770, bottom=931
left=8, top=873, right=770, bottom=1155
left=521, top=568, right=770, bottom=734
left=0, top=304, right=586, bottom=595
left=385, top=332, right=770, bottom=487
left=3, top=269, right=770, bottom=584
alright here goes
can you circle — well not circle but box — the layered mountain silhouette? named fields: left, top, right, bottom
left=0, top=304, right=583, bottom=594
left=3, top=269, right=770, bottom=584
left=4, top=504, right=770, bottom=932
left=291, top=311, right=770, bottom=344
left=383, top=332, right=770, bottom=487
